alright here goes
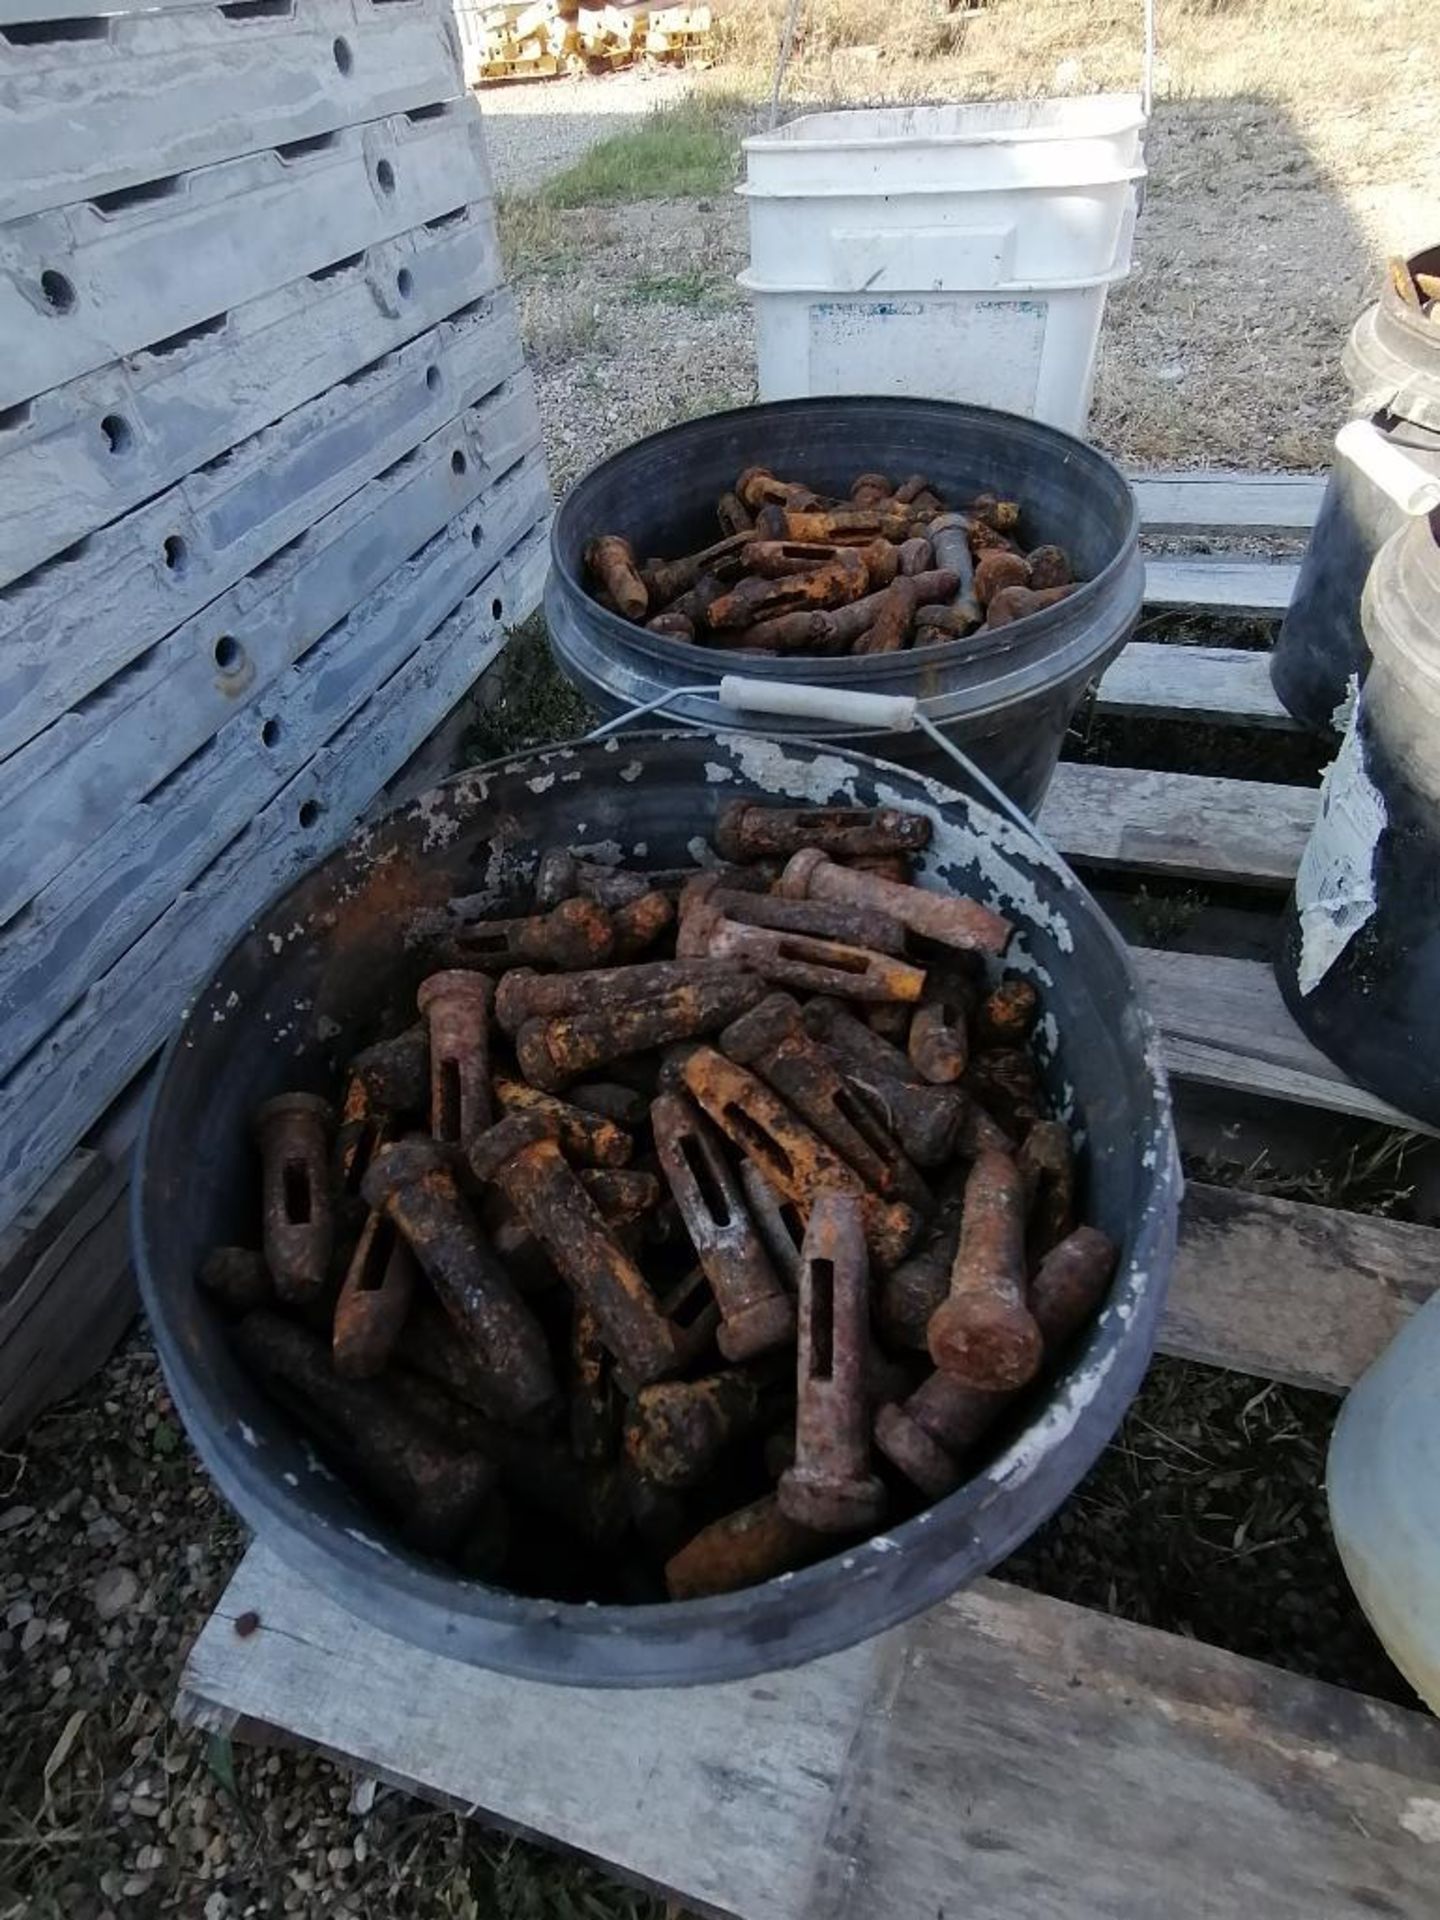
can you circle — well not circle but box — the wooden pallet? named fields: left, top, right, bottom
left=176, top=470, right=1440, bottom=1915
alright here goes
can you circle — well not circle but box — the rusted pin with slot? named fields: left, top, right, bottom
left=641, top=532, right=754, bottom=606
left=707, top=552, right=869, bottom=631
left=447, top=898, right=617, bottom=973
left=494, top=958, right=739, bottom=1034
left=348, top=1023, right=430, bottom=1117
left=416, top=969, right=493, bottom=1149
left=877, top=1223, right=1118, bottom=1496
left=651, top=1089, right=795, bottom=1360
left=714, top=801, right=931, bottom=865
left=678, top=891, right=926, bottom=1004
left=719, top=993, right=928, bottom=1208
left=927, top=1149, right=1042, bottom=1390
left=680, top=1046, right=922, bottom=1268
left=234, top=1310, right=499, bottom=1556
left=800, top=997, right=971, bottom=1167
left=680, top=871, right=906, bottom=955
left=908, top=964, right=977, bottom=1084
left=332, top=1209, right=418, bottom=1379
left=254, top=1092, right=335, bottom=1306
left=1017, top=1118, right=1075, bottom=1259
left=779, top=848, right=1012, bottom=957
left=778, top=1191, right=886, bottom=1533
left=514, top=971, right=769, bottom=1091
left=469, top=1111, right=682, bottom=1387
left=876, top=1168, right=966, bottom=1350
left=493, top=1074, right=633, bottom=1167
left=362, top=1137, right=556, bottom=1425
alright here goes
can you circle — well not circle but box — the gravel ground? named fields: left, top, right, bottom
left=479, top=70, right=693, bottom=193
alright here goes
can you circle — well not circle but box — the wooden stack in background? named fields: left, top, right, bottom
left=0, top=0, right=549, bottom=1440
left=453, top=0, right=712, bottom=83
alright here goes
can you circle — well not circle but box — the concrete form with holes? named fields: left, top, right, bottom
left=0, top=0, right=548, bottom=1437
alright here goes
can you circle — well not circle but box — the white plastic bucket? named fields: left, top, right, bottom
left=738, top=95, right=1147, bottom=433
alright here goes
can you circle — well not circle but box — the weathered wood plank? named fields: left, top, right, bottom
left=1040, top=761, right=1317, bottom=885
left=0, top=102, right=491, bottom=414
left=0, top=1149, right=105, bottom=1308
left=0, top=524, right=549, bottom=1234
left=0, top=375, right=540, bottom=937
left=0, top=290, right=522, bottom=760
left=1, top=0, right=460, bottom=224
left=0, top=201, right=502, bottom=590
left=177, top=1544, right=1440, bottom=1920
left=0, top=446, right=549, bottom=1078
left=1143, top=555, right=1297, bottom=615
left=1097, top=641, right=1299, bottom=727
left=1163, top=1182, right=1438, bottom=1392
left=1132, top=471, right=1324, bottom=536
left=0, top=1160, right=132, bottom=1444
left=1135, top=946, right=1436, bottom=1134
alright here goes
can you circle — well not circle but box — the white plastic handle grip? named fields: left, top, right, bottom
left=718, top=676, right=918, bottom=731
left=1336, top=419, right=1440, bottom=517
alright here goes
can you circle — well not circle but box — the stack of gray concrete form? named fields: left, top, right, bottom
left=0, top=0, right=550, bottom=1433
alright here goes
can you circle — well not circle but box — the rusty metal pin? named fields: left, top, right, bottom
left=777, top=504, right=912, bottom=545
left=332, top=1209, right=419, bottom=1379
left=514, top=972, right=769, bottom=1092
left=469, top=1111, right=681, bottom=1387
left=416, top=969, right=493, bottom=1149
left=494, top=958, right=740, bottom=1035
left=570, top=1304, right=620, bottom=1467
left=609, top=890, right=674, bottom=960
left=361, top=1138, right=556, bottom=1425
left=974, top=550, right=1029, bottom=606
left=388, top=1365, right=629, bottom=1548
left=779, top=848, right=1012, bottom=957
left=778, top=1191, right=885, bottom=1533
left=707, top=553, right=869, bottom=632
left=585, top=535, right=648, bottom=619
left=1026, top=544, right=1073, bottom=590
left=895, top=536, right=933, bottom=576
left=849, top=471, right=892, bottom=505
left=1017, top=1118, right=1076, bottom=1259
left=984, top=583, right=1077, bottom=629
left=877, top=1222, right=1118, bottom=1496
left=664, top=1493, right=826, bottom=1599
left=349, top=1023, right=430, bottom=1116
left=680, top=1046, right=921, bottom=1268
left=964, top=1047, right=1044, bottom=1138
left=976, top=976, right=1040, bottom=1048
left=801, top=998, right=969, bottom=1167
left=234, top=1310, right=498, bottom=1556
left=624, top=1370, right=763, bottom=1489
left=648, top=611, right=695, bottom=639
left=738, top=1159, right=806, bottom=1284
left=720, top=993, right=929, bottom=1209
left=927, top=1150, right=1042, bottom=1390
left=532, top=850, right=658, bottom=911
left=714, top=801, right=931, bottom=864
left=927, top=512, right=983, bottom=631
left=254, top=1092, right=335, bottom=1306
left=876, top=1168, right=966, bottom=1350
left=679, top=871, right=907, bottom=955
left=651, top=1090, right=795, bottom=1360
left=566, top=1080, right=650, bottom=1127
left=199, top=1247, right=272, bottom=1316
left=448, top=897, right=617, bottom=973
left=641, top=532, right=754, bottom=605
left=678, top=894, right=926, bottom=1004
left=742, top=539, right=850, bottom=578
left=494, top=1075, right=633, bottom=1167
left=852, top=577, right=919, bottom=656
left=908, top=966, right=976, bottom=1084
left=716, top=489, right=754, bottom=535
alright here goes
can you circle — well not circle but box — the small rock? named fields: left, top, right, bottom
left=130, top=1794, right=163, bottom=1819
left=205, top=1895, right=228, bottom=1920
left=47, top=1616, right=70, bottom=1643
left=93, top=1566, right=140, bottom=1621
left=6, top=1597, right=34, bottom=1628
left=21, top=1617, right=47, bottom=1654
left=134, top=1845, right=164, bottom=1872
left=121, top=1875, right=154, bottom=1899
left=50, top=1662, right=72, bottom=1689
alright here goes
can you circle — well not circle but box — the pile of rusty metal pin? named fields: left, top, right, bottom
left=202, top=799, right=1119, bottom=1605
left=582, top=466, right=1085, bottom=656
